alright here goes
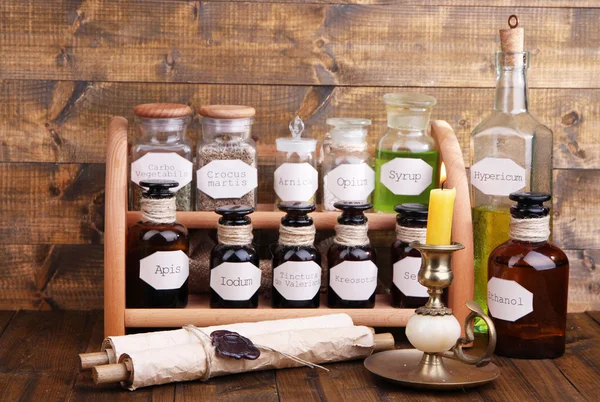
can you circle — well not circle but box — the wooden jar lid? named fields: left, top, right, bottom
left=133, top=103, right=192, bottom=118
left=199, top=105, right=256, bottom=119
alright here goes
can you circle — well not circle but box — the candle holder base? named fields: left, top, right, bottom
left=364, top=349, right=499, bottom=390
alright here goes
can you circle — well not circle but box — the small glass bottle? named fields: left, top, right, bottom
left=373, top=93, right=441, bottom=213
left=328, top=202, right=377, bottom=308
left=272, top=202, right=321, bottom=308
left=196, top=106, right=258, bottom=211
left=488, top=192, right=568, bottom=359
left=274, top=116, right=318, bottom=207
left=322, top=118, right=374, bottom=211
left=130, top=103, right=193, bottom=211
left=126, top=180, right=189, bottom=308
left=210, top=205, right=260, bottom=308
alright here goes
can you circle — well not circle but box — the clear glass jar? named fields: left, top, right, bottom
left=322, top=118, right=374, bottom=211
left=373, top=93, right=441, bottom=213
left=470, top=52, right=553, bottom=331
left=196, top=106, right=258, bottom=211
left=273, top=117, right=318, bottom=207
left=130, top=103, right=193, bottom=211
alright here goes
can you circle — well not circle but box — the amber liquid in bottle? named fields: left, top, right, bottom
left=126, top=180, right=189, bottom=308
left=488, top=192, right=569, bottom=359
left=210, top=205, right=260, bottom=308
left=328, top=202, right=377, bottom=308
left=272, top=202, right=321, bottom=308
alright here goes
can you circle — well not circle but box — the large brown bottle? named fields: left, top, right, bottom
left=126, top=180, right=189, bottom=308
left=488, top=192, right=569, bottom=359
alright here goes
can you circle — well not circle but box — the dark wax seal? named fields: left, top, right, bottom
left=210, top=330, right=261, bottom=360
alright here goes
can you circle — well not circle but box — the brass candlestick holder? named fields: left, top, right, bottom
left=364, top=242, right=500, bottom=390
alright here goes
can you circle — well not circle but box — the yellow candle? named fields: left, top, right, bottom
left=426, top=188, right=456, bottom=245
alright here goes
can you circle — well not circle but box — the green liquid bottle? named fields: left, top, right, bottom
left=373, top=93, right=441, bottom=213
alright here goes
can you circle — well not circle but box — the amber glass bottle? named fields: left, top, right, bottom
left=210, top=205, right=260, bottom=308
left=272, top=202, right=321, bottom=308
left=328, top=202, right=377, bottom=308
left=126, top=180, right=189, bottom=308
left=488, top=192, right=569, bottom=359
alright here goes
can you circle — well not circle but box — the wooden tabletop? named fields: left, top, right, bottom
left=0, top=311, right=598, bottom=401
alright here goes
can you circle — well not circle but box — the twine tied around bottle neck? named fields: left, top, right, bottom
left=509, top=215, right=551, bottom=243
left=217, top=223, right=254, bottom=246
left=334, top=223, right=370, bottom=247
left=141, top=197, right=176, bottom=224
left=395, top=224, right=427, bottom=244
left=278, top=224, right=316, bottom=246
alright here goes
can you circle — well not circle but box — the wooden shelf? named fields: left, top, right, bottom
left=127, top=204, right=397, bottom=230
left=125, top=294, right=414, bottom=328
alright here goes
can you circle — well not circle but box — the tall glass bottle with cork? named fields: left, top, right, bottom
left=470, top=17, right=553, bottom=330
left=373, top=93, right=441, bottom=213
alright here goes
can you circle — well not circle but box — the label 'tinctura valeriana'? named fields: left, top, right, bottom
left=273, top=261, right=321, bottom=301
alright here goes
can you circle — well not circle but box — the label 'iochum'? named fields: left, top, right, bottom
left=197, top=160, right=258, bottom=199
left=273, top=261, right=321, bottom=301
left=393, top=256, right=428, bottom=298
left=379, top=158, right=433, bottom=196
left=329, top=260, right=378, bottom=301
left=131, top=152, right=193, bottom=191
left=274, top=162, right=319, bottom=201
left=139, top=250, right=189, bottom=290
left=325, top=163, right=375, bottom=201
left=487, top=277, right=534, bottom=322
left=210, top=262, right=261, bottom=301
left=471, top=157, right=526, bottom=196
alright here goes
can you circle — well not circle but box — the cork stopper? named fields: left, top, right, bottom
left=133, top=103, right=192, bottom=118
left=199, top=105, right=256, bottom=119
left=499, top=15, right=524, bottom=66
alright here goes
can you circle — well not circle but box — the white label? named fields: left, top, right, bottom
left=274, top=162, right=318, bottom=201
left=471, top=157, right=526, bottom=196
left=325, top=163, right=375, bottom=201
left=210, top=261, right=261, bottom=301
left=393, top=256, right=428, bottom=298
left=197, top=160, right=258, bottom=199
left=329, top=260, right=378, bottom=301
left=273, top=261, right=321, bottom=301
left=139, top=250, right=189, bottom=290
left=379, top=158, right=433, bottom=196
left=131, top=153, right=193, bottom=191
left=487, top=277, right=533, bottom=322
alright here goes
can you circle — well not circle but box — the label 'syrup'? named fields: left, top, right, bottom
left=139, top=250, right=189, bottom=290
left=471, top=157, right=526, bottom=196
left=379, top=158, right=433, bottom=196
left=273, top=261, right=321, bottom=301
left=487, top=277, right=533, bottom=322
left=393, top=256, right=428, bottom=298
left=197, top=160, right=258, bottom=199
left=329, top=260, right=378, bottom=301
left=274, top=162, right=319, bottom=201
left=326, top=163, right=375, bottom=201
left=210, top=262, right=261, bottom=301
left=131, top=152, right=193, bottom=191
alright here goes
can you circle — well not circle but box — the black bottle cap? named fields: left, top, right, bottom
left=139, top=179, right=178, bottom=199
left=394, top=203, right=428, bottom=227
left=215, top=205, right=255, bottom=226
left=334, top=201, right=371, bottom=225
left=278, top=202, right=315, bottom=227
left=509, top=192, right=551, bottom=219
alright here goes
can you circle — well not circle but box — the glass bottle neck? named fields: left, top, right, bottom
left=494, top=67, right=529, bottom=114
left=386, top=110, right=431, bottom=133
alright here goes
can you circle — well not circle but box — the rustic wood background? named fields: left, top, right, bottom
left=0, top=1, right=598, bottom=312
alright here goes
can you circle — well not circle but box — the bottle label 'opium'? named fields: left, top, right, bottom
left=325, top=163, right=375, bottom=201
left=487, top=277, right=534, bottom=322
left=329, top=260, right=378, bottom=301
left=379, top=158, right=433, bottom=196
left=273, top=261, right=321, bottom=301
left=393, top=256, right=428, bottom=298
left=210, top=261, right=261, bottom=301
left=273, top=162, right=319, bottom=201
left=197, top=160, right=258, bottom=199
left=139, top=250, right=189, bottom=290
left=131, top=152, right=193, bottom=192
left=471, top=157, right=526, bottom=196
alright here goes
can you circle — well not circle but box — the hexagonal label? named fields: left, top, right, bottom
left=197, top=160, right=258, bottom=199
left=471, top=157, right=526, bottom=196
left=325, top=163, right=375, bottom=201
left=139, top=250, right=189, bottom=290
left=273, top=261, right=321, bottom=301
left=274, top=162, right=318, bottom=201
left=210, top=262, right=261, bottom=301
left=329, top=260, right=377, bottom=301
left=379, top=158, right=433, bottom=196
left=393, top=256, right=428, bottom=298
left=487, top=277, right=533, bottom=322
left=131, top=152, right=193, bottom=191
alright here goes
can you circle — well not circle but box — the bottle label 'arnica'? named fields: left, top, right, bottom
left=139, top=250, right=189, bottom=290
left=210, top=262, right=261, bottom=301
left=487, top=277, right=533, bottom=322
left=471, top=157, right=526, bottom=196
left=274, top=162, right=319, bottom=202
left=131, top=152, right=193, bottom=192
left=393, top=256, right=428, bottom=298
left=329, top=260, right=377, bottom=301
left=379, top=158, right=433, bottom=196
left=273, top=261, right=321, bottom=301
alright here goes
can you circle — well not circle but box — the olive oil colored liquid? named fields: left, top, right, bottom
left=373, top=149, right=440, bottom=213
left=472, top=205, right=511, bottom=332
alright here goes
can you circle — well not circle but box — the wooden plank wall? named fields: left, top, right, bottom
left=0, top=0, right=598, bottom=311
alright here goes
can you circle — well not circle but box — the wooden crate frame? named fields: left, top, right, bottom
left=104, top=117, right=473, bottom=337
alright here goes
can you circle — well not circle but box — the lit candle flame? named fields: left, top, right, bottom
left=440, top=162, right=447, bottom=189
